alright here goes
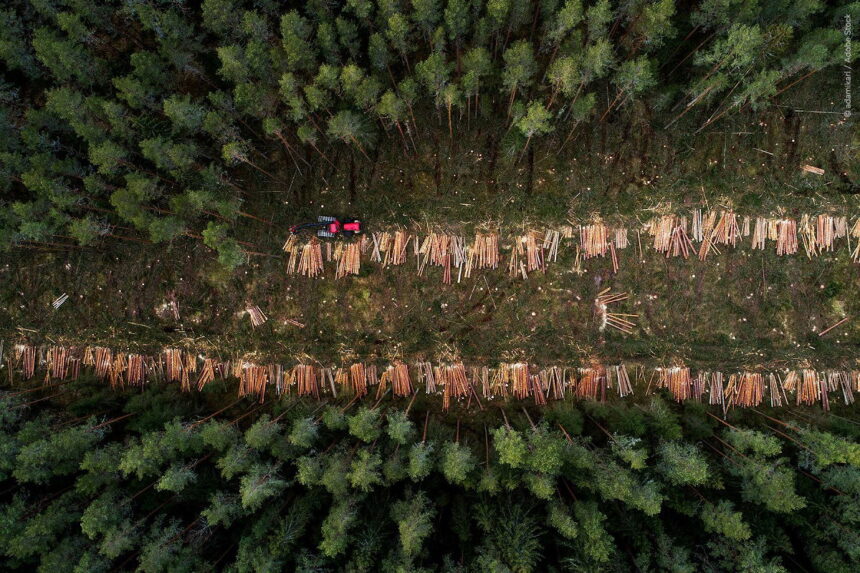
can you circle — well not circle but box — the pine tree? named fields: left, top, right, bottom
left=440, top=441, right=477, bottom=485
left=657, top=442, right=710, bottom=486
left=348, top=406, right=382, bottom=442
left=156, top=462, right=197, bottom=493
left=14, top=423, right=105, bottom=484
left=288, top=417, right=319, bottom=449
left=217, top=442, right=256, bottom=479
left=327, top=110, right=374, bottom=160
left=202, top=491, right=245, bottom=527
left=245, top=414, right=283, bottom=451
left=501, top=40, right=537, bottom=117
left=385, top=410, right=415, bottom=445
left=322, top=406, right=348, bottom=431
left=202, top=221, right=245, bottom=269
left=700, top=500, right=752, bottom=540
left=320, top=450, right=351, bottom=497
left=516, top=101, right=554, bottom=153
left=547, top=501, right=579, bottom=540
left=408, top=441, right=435, bottom=481
left=319, top=500, right=357, bottom=557
left=280, top=11, right=316, bottom=72
left=348, top=449, right=383, bottom=492
left=390, top=491, right=435, bottom=558
left=611, top=435, right=649, bottom=469
left=239, top=463, right=287, bottom=511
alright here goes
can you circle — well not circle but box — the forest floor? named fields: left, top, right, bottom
left=1, top=98, right=858, bottom=375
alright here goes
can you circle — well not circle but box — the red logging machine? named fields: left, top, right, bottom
left=289, top=216, right=363, bottom=238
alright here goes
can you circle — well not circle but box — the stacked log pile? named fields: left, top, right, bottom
left=465, top=233, right=499, bottom=278
left=594, top=288, right=638, bottom=334
left=418, top=233, right=463, bottom=284
left=277, top=209, right=860, bottom=284
left=335, top=242, right=361, bottom=278
left=8, top=342, right=860, bottom=411
left=247, top=305, right=268, bottom=327
left=508, top=232, right=545, bottom=279
left=575, top=366, right=606, bottom=401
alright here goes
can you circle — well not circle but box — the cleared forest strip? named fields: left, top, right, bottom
left=283, top=211, right=860, bottom=281
left=5, top=343, right=858, bottom=412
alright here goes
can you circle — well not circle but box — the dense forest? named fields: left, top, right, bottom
left=1, top=0, right=857, bottom=267
left=1, top=373, right=860, bottom=572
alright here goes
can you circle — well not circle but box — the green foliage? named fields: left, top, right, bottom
left=657, top=442, right=710, bottom=486
left=517, top=101, right=554, bottom=139
left=734, top=457, right=806, bottom=513
left=80, top=492, right=134, bottom=558
left=592, top=456, right=663, bottom=515
left=239, top=463, right=287, bottom=511
left=822, top=465, right=860, bottom=495
left=493, top=426, right=527, bottom=468
left=320, top=450, right=350, bottom=496
left=348, top=450, right=383, bottom=492
left=200, top=421, right=239, bottom=452
left=118, top=420, right=203, bottom=481
left=202, top=221, right=244, bottom=270
left=217, top=442, right=256, bottom=479
left=156, top=462, right=197, bottom=493
left=572, top=501, right=615, bottom=565
left=148, top=216, right=186, bottom=243
left=701, top=500, right=752, bottom=540
left=202, top=491, right=244, bottom=528
left=390, top=491, right=435, bottom=558
left=385, top=410, right=415, bottom=445
left=797, top=428, right=860, bottom=468
left=327, top=110, right=373, bottom=150
left=244, top=415, right=281, bottom=451
left=321, top=406, right=347, bottom=431
left=408, top=441, right=435, bottom=481
left=3, top=491, right=79, bottom=560
left=162, top=95, right=205, bottom=133
left=296, top=454, right=323, bottom=487
left=319, top=500, right=356, bottom=557
left=77, top=443, right=123, bottom=495
left=416, top=52, right=452, bottom=98
left=0, top=390, right=857, bottom=572
left=524, top=426, right=565, bottom=475
left=647, top=397, right=683, bottom=440
left=502, top=40, right=537, bottom=96
left=32, top=27, right=100, bottom=86
left=137, top=519, right=200, bottom=573
left=611, top=435, right=649, bottom=469
left=68, top=216, right=103, bottom=246
left=547, top=55, right=581, bottom=99
left=440, top=441, right=477, bottom=485
left=524, top=471, right=556, bottom=499
left=14, top=424, right=104, bottom=484
left=477, top=465, right=501, bottom=494
left=461, top=46, right=492, bottom=97
left=0, top=0, right=850, bottom=271
left=288, top=417, right=319, bottom=449
left=88, top=141, right=126, bottom=175
left=348, top=407, right=382, bottom=443
left=383, top=449, right=408, bottom=484
left=474, top=501, right=543, bottom=572
left=547, top=501, right=578, bottom=540
left=725, top=428, right=782, bottom=456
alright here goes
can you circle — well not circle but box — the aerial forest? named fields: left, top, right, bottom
left=1, top=0, right=856, bottom=259
left=1, top=1, right=859, bottom=572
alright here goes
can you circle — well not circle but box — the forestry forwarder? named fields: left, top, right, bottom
left=289, top=216, right=363, bottom=238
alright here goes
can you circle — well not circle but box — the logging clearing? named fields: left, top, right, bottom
left=1, top=2, right=858, bottom=571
